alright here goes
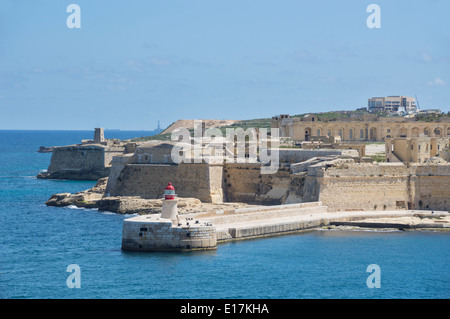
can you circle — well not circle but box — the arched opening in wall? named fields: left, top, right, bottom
left=305, top=127, right=312, bottom=141
left=360, top=129, right=364, bottom=140
left=369, top=128, right=377, bottom=141
left=434, top=127, right=442, bottom=137
left=424, top=128, right=430, bottom=136
left=349, top=129, right=354, bottom=140
left=317, top=128, right=321, bottom=136
left=399, top=127, right=407, bottom=138
left=447, top=127, right=450, bottom=136
left=412, top=127, right=419, bottom=137
left=338, top=128, right=344, bottom=140
left=327, top=129, right=332, bottom=137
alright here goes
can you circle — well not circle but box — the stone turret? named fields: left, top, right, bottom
left=94, top=128, right=105, bottom=144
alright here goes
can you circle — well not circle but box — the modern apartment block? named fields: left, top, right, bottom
left=368, top=96, right=417, bottom=113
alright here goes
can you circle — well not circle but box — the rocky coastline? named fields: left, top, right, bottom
left=44, top=177, right=450, bottom=233
left=45, top=177, right=262, bottom=215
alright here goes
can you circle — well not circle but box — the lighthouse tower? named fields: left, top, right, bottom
left=160, top=182, right=178, bottom=224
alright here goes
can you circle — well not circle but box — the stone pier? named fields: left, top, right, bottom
left=121, top=201, right=450, bottom=252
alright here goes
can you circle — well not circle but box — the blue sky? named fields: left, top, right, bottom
left=0, top=0, right=449, bottom=130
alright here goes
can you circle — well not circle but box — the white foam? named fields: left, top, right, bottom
left=66, top=205, right=85, bottom=210
left=318, top=227, right=399, bottom=233
left=100, top=211, right=116, bottom=215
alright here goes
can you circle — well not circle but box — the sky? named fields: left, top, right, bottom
left=0, top=0, right=449, bottom=130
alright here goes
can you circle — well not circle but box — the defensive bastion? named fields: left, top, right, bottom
left=37, top=128, right=135, bottom=180
left=42, top=123, right=450, bottom=251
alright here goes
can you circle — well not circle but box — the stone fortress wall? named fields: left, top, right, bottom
left=385, top=137, right=449, bottom=163
left=38, top=144, right=126, bottom=180
left=272, top=114, right=450, bottom=142
left=104, top=140, right=450, bottom=211
left=104, top=147, right=357, bottom=205
left=43, top=145, right=111, bottom=180
left=38, top=128, right=132, bottom=180
left=314, top=162, right=450, bottom=211
left=107, top=163, right=224, bottom=203
left=41, top=124, right=450, bottom=212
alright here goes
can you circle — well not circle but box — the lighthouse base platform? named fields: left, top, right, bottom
left=121, top=214, right=217, bottom=252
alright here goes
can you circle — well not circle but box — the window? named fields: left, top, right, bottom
left=360, top=129, right=364, bottom=139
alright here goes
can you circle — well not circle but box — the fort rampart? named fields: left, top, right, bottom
left=272, top=115, right=450, bottom=142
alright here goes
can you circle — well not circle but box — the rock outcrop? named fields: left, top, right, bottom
left=45, top=177, right=259, bottom=214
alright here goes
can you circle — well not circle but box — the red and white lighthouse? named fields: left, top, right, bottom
left=161, top=182, right=178, bottom=224
left=164, top=182, right=176, bottom=200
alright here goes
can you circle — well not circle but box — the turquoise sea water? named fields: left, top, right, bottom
left=0, top=130, right=449, bottom=299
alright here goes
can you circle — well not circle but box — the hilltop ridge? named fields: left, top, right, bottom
left=161, top=119, right=240, bottom=134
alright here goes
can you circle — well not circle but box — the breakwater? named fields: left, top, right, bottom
left=121, top=201, right=450, bottom=251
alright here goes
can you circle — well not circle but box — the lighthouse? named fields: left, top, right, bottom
left=121, top=182, right=217, bottom=252
left=160, top=182, right=178, bottom=224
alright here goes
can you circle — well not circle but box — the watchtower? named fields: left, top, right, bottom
left=94, top=128, right=105, bottom=144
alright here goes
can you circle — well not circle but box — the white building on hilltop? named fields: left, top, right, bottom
left=368, top=96, right=417, bottom=113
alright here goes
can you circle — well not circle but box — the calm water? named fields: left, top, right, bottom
left=0, top=130, right=449, bottom=299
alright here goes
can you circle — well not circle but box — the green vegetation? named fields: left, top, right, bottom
left=291, top=109, right=372, bottom=121
left=129, top=132, right=172, bottom=142
left=228, top=118, right=272, bottom=129
left=414, top=113, right=450, bottom=122
left=216, top=118, right=272, bottom=135
left=368, top=154, right=385, bottom=163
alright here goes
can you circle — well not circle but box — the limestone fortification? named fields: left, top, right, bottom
left=41, top=119, right=450, bottom=251
left=37, top=128, right=136, bottom=180
left=47, top=142, right=450, bottom=213
left=272, top=113, right=450, bottom=142
left=43, top=120, right=450, bottom=212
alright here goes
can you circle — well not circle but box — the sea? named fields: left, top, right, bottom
left=0, top=130, right=449, bottom=299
